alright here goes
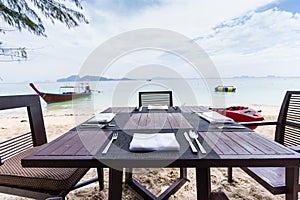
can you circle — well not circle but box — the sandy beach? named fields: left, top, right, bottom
left=0, top=106, right=289, bottom=200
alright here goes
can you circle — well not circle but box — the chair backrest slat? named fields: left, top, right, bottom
left=0, top=132, right=33, bottom=161
left=139, top=91, right=173, bottom=107
left=0, top=95, right=47, bottom=161
left=283, top=127, right=300, bottom=146
left=275, top=91, right=300, bottom=146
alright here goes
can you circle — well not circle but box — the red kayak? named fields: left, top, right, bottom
left=210, top=106, right=264, bottom=130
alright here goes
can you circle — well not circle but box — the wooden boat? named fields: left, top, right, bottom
left=215, top=86, right=236, bottom=92
left=210, top=106, right=264, bottom=129
left=29, top=83, right=92, bottom=104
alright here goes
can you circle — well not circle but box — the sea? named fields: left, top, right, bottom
left=0, top=77, right=299, bottom=115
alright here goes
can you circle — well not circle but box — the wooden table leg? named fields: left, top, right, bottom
left=285, top=166, right=299, bottom=200
left=109, top=168, right=123, bottom=200
left=196, top=167, right=211, bottom=200
left=97, top=167, right=104, bottom=190
left=125, top=168, right=133, bottom=183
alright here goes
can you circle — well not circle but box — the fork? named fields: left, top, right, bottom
left=102, top=132, right=118, bottom=154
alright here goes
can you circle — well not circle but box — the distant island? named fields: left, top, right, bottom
left=57, top=75, right=300, bottom=82
left=57, top=75, right=132, bottom=82
left=229, top=75, right=300, bottom=78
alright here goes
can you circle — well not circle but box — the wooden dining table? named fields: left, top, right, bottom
left=22, top=106, right=300, bottom=200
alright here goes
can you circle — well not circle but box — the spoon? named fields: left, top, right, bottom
left=188, top=130, right=206, bottom=154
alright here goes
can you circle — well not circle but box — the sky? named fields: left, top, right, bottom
left=1, top=0, right=300, bottom=82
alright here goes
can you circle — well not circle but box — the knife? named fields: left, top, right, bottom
left=217, top=125, right=246, bottom=129
left=184, top=132, right=198, bottom=153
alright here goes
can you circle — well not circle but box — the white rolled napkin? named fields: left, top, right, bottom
left=147, top=105, right=168, bottom=110
left=129, top=133, right=180, bottom=151
left=197, top=111, right=234, bottom=124
left=88, top=113, right=115, bottom=123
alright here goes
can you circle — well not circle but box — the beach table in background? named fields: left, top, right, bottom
left=22, top=106, right=300, bottom=200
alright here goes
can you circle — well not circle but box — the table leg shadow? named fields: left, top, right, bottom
left=125, top=168, right=188, bottom=200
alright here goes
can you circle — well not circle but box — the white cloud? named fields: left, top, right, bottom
left=102, top=0, right=276, bottom=37
left=4, top=0, right=297, bottom=82
left=195, top=8, right=300, bottom=77
left=199, top=8, right=300, bottom=54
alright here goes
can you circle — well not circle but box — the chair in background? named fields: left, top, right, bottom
left=0, top=94, right=103, bottom=199
left=228, top=91, right=300, bottom=199
left=125, top=91, right=188, bottom=199
left=138, top=91, right=173, bottom=107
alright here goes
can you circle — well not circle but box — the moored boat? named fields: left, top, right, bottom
left=210, top=106, right=264, bottom=129
left=29, top=83, right=92, bottom=104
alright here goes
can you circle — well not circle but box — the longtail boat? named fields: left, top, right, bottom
left=29, top=83, right=92, bottom=104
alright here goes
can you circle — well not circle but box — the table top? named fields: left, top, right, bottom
left=22, top=106, right=300, bottom=168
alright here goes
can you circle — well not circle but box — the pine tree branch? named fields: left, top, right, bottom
left=0, top=47, right=27, bottom=61
left=0, top=0, right=88, bottom=36
left=0, top=1, right=45, bottom=36
left=0, top=0, right=88, bottom=62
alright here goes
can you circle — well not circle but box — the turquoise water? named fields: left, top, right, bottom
left=0, top=77, right=299, bottom=113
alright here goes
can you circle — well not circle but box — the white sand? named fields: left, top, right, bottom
left=0, top=106, right=290, bottom=199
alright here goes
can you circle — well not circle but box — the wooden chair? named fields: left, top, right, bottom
left=138, top=91, right=173, bottom=107
left=228, top=91, right=300, bottom=198
left=0, top=94, right=103, bottom=199
left=125, top=91, right=188, bottom=199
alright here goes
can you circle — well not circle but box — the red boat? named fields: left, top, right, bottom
left=210, top=106, right=264, bottom=130
left=29, top=83, right=92, bottom=104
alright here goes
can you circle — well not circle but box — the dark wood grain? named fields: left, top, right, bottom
left=123, top=113, right=141, bottom=129
left=23, top=111, right=300, bottom=168
left=21, top=106, right=300, bottom=200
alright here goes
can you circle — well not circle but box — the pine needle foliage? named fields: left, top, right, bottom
left=0, top=0, right=88, bottom=60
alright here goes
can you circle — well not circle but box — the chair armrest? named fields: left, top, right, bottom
left=288, top=146, right=300, bottom=153
left=238, top=121, right=278, bottom=127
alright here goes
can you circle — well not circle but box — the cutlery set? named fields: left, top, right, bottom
left=89, top=109, right=244, bottom=155
left=102, top=130, right=206, bottom=154
left=95, top=110, right=242, bottom=154
left=184, top=132, right=198, bottom=153
left=184, top=130, right=206, bottom=154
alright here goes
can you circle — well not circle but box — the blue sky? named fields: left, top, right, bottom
left=260, top=0, right=300, bottom=13
left=1, top=0, right=300, bottom=82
